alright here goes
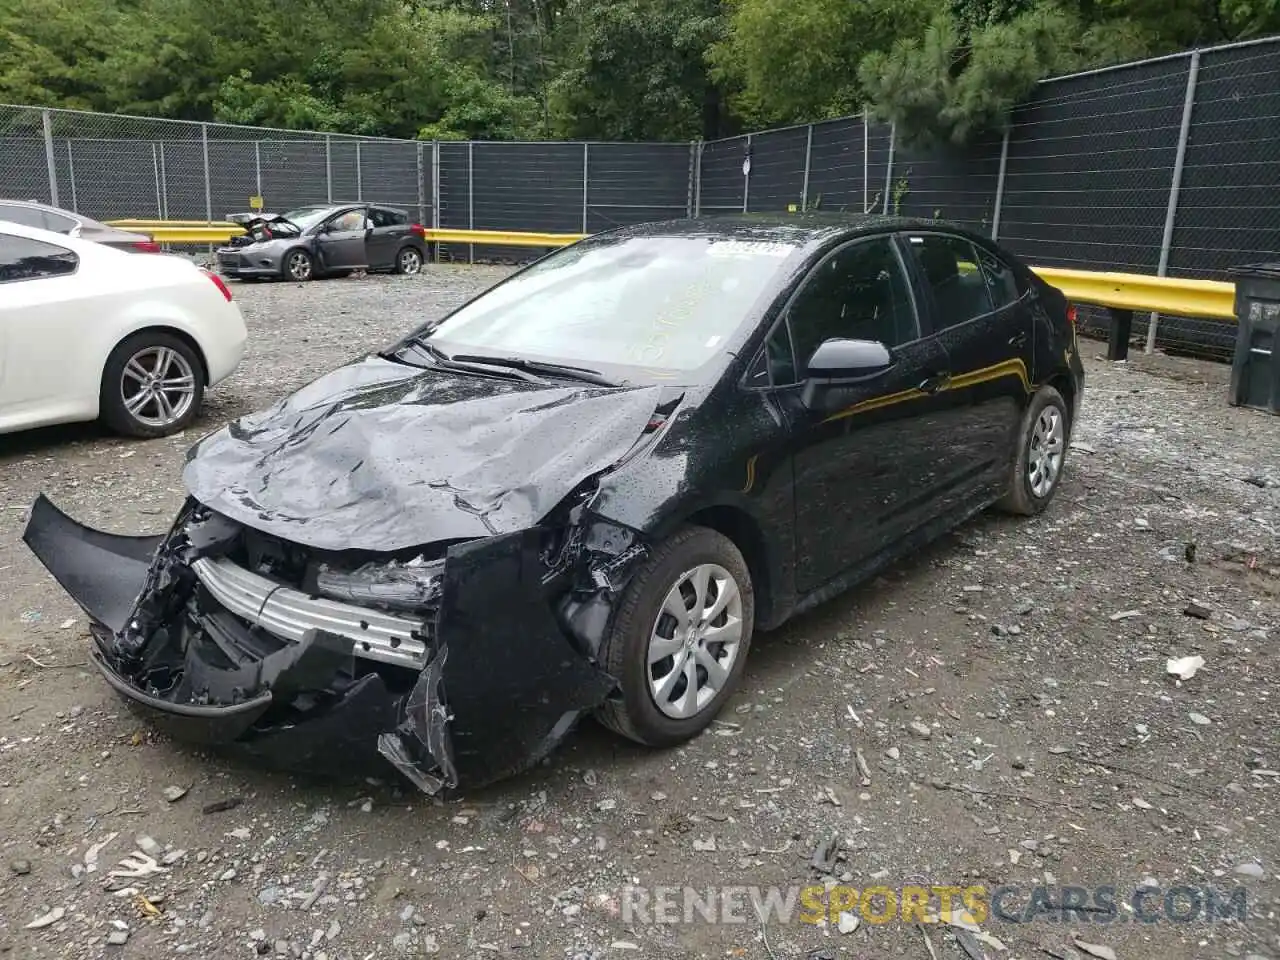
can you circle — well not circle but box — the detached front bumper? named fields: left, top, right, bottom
left=23, top=496, right=617, bottom=792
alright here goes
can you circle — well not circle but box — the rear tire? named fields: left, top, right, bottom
left=595, top=526, right=754, bottom=747
left=100, top=331, right=205, bottom=439
left=997, top=385, right=1069, bottom=516
left=395, top=246, right=423, bottom=276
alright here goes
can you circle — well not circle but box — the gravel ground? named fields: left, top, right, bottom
left=1, top=270, right=1277, bottom=960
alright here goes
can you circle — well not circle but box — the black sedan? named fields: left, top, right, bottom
left=25, top=214, right=1083, bottom=793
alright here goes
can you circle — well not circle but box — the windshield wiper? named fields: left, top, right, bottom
left=450, top=354, right=620, bottom=387
left=392, top=340, right=547, bottom=383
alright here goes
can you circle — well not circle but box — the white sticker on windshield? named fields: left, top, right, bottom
left=706, top=240, right=795, bottom=259
left=705, top=335, right=723, bottom=348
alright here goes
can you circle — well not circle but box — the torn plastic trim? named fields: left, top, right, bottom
left=22, top=494, right=169, bottom=635
left=377, top=644, right=454, bottom=794
left=553, top=514, right=652, bottom=660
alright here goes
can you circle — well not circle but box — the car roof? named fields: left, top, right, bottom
left=0, top=197, right=87, bottom=219
left=600, top=213, right=978, bottom=251
left=0, top=217, right=118, bottom=253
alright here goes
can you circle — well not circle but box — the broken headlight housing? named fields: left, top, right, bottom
left=315, top=557, right=444, bottom=612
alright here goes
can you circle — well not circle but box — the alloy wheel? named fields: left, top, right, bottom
left=647, top=563, right=744, bottom=720
left=287, top=251, right=312, bottom=281
left=1028, top=405, right=1065, bottom=498
left=398, top=248, right=422, bottom=275
left=120, top=346, right=196, bottom=430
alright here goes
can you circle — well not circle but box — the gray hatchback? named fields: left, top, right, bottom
left=215, top=203, right=429, bottom=281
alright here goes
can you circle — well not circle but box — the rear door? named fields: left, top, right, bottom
left=900, top=231, right=1033, bottom=506
left=366, top=207, right=409, bottom=269
left=315, top=208, right=370, bottom=269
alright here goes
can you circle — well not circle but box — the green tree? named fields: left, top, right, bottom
left=708, top=0, right=932, bottom=127
left=547, top=0, right=729, bottom=141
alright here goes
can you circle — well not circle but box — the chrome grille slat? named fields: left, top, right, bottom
left=190, top=557, right=428, bottom=669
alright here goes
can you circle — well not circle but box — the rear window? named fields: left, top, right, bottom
left=0, top=203, right=46, bottom=229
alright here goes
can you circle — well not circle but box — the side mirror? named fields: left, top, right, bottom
left=800, top=338, right=894, bottom=411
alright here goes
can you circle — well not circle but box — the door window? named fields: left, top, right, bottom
left=368, top=207, right=406, bottom=227
left=0, top=234, right=79, bottom=283
left=327, top=210, right=368, bottom=232
left=976, top=247, right=1021, bottom=309
left=905, top=234, right=994, bottom=329
left=786, top=237, right=918, bottom=377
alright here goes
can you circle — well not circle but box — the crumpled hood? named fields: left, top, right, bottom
left=183, top=356, right=663, bottom=551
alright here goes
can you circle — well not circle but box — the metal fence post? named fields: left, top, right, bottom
left=41, top=109, right=59, bottom=206
left=467, top=141, right=475, bottom=264
left=356, top=141, right=363, bottom=201
left=881, top=122, right=896, bottom=216
left=66, top=141, right=78, bottom=213
left=581, top=142, right=589, bottom=234
left=325, top=135, right=333, bottom=203
left=693, top=141, right=704, bottom=217
left=415, top=142, right=425, bottom=227
left=863, top=109, right=869, bottom=213
left=254, top=141, right=262, bottom=201
left=151, top=143, right=162, bottom=217
left=431, top=141, right=440, bottom=230
left=800, top=124, right=813, bottom=211
left=991, top=126, right=1011, bottom=240
left=200, top=123, right=212, bottom=221
left=158, top=142, right=168, bottom=219
left=686, top=142, right=696, bottom=218
left=1147, top=51, right=1200, bottom=353
left=742, top=134, right=752, bottom=213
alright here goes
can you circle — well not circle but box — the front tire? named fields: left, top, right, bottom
left=998, top=385, right=1069, bottom=516
left=283, top=249, right=314, bottom=282
left=596, top=526, right=754, bottom=747
left=100, top=331, right=206, bottom=438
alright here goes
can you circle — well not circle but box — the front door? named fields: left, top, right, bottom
left=781, top=234, right=955, bottom=593
left=315, top=208, right=370, bottom=269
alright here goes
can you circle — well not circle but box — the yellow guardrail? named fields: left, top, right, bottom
left=1032, top=266, right=1236, bottom=322
left=107, top=220, right=587, bottom=248
left=108, top=219, right=1236, bottom=323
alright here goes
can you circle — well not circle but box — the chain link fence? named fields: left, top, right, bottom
left=699, top=36, right=1280, bottom=358
left=2, top=34, right=1278, bottom=357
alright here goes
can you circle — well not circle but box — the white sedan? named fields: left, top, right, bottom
left=0, top=220, right=246, bottom=438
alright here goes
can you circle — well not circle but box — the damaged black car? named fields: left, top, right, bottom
left=25, top=214, right=1084, bottom=794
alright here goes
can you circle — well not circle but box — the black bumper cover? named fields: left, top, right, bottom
left=23, top=495, right=616, bottom=792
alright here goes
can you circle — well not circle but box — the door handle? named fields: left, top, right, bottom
left=1008, top=331, right=1028, bottom=347
left=917, top=372, right=951, bottom=394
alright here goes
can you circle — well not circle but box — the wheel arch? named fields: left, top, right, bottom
left=1044, top=369, right=1076, bottom=432
left=683, top=504, right=777, bottom=629
left=106, top=324, right=210, bottom=386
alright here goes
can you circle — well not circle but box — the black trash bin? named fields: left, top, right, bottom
left=1228, top=263, right=1280, bottom=414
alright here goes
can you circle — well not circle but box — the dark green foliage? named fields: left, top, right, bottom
left=1, top=0, right=1274, bottom=142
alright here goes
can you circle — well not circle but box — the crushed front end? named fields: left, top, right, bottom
left=23, top=494, right=646, bottom=793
